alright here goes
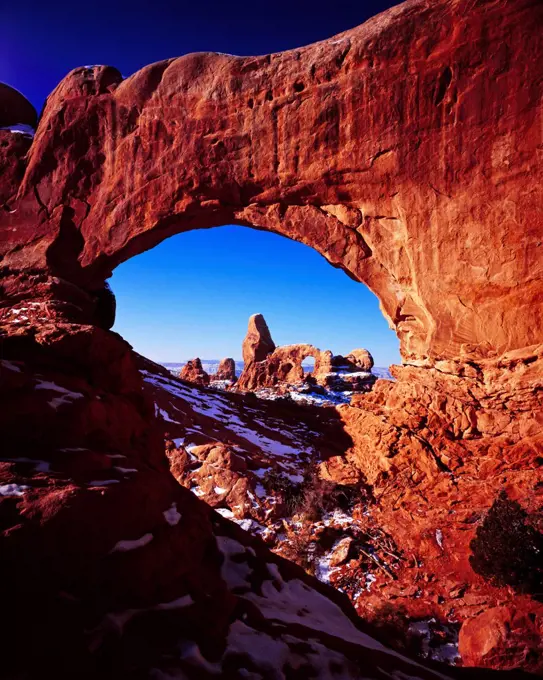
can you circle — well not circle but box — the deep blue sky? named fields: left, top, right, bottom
left=110, top=227, right=400, bottom=366
left=2, top=0, right=402, bottom=366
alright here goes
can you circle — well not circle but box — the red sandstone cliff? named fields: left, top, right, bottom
left=0, top=0, right=542, bottom=676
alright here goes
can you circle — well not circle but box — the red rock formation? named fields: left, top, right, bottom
left=144, top=359, right=543, bottom=672
left=345, top=349, right=374, bottom=372
left=179, top=357, right=210, bottom=385
left=0, top=82, right=37, bottom=128
left=237, top=316, right=375, bottom=393
left=2, top=0, right=542, bottom=364
left=459, top=606, right=543, bottom=674
left=239, top=341, right=324, bottom=390
left=242, top=314, right=276, bottom=364
left=0, top=0, right=542, bottom=674
left=211, top=357, right=236, bottom=382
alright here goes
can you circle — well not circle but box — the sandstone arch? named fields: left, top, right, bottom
left=1, top=0, right=541, bottom=365
left=1, top=1, right=543, bottom=675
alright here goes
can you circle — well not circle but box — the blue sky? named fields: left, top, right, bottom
left=110, top=226, right=400, bottom=366
left=2, top=0, right=401, bottom=367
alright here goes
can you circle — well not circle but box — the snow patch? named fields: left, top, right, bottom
left=217, top=535, right=252, bottom=590
left=1, top=360, right=21, bottom=372
left=155, top=404, right=181, bottom=424
left=0, top=457, right=50, bottom=472
left=35, top=379, right=84, bottom=409
left=0, top=483, right=29, bottom=496
left=88, top=479, right=120, bottom=486
left=155, top=595, right=193, bottom=610
left=0, top=123, right=35, bottom=137
left=111, top=533, right=154, bottom=553
left=163, top=503, right=181, bottom=526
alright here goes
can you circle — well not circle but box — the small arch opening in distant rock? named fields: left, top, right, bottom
left=109, top=225, right=401, bottom=375
left=303, top=356, right=316, bottom=375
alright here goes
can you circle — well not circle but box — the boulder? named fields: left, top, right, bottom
left=211, top=357, right=236, bottom=382
left=179, top=358, right=210, bottom=386
left=0, top=82, right=37, bottom=128
left=459, top=606, right=543, bottom=674
left=345, top=349, right=374, bottom=372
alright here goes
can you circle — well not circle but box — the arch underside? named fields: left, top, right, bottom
left=0, top=0, right=541, bottom=366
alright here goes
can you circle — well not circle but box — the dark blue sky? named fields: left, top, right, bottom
left=2, top=0, right=402, bottom=366
left=2, top=0, right=398, bottom=113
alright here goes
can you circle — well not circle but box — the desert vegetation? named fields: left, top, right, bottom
left=469, top=491, right=543, bottom=595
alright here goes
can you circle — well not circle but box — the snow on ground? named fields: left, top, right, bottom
left=34, top=379, right=84, bottom=409
left=141, top=370, right=319, bottom=475
left=0, top=457, right=50, bottom=472
left=214, top=534, right=451, bottom=680
left=163, top=503, right=181, bottom=526
left=1, top=359, right=22, bottom=372
left=155, top=595, right=193, bottom=610
left=408, top=619, right=460, bottom=666
left=0, top=483, right=29, bottom=496
left=0, top=123, right=35, bottom=137
left=88, top=479, right=120, bottom=486
left=111, top=533, right=154, bottom=553
left=254, top=384, right=353, bottom=406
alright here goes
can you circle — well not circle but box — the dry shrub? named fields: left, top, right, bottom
left=469, top=491, right=543, bottom=594
left=263, top=466, right=372, bottom=521
left=280, top=524, right=316, bottom=574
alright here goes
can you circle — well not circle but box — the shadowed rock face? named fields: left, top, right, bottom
left=0, top=0, right=542, bottom=676
left=1, top=0, right=542, bottom=363
left=0, top=82, right=37, bottom=128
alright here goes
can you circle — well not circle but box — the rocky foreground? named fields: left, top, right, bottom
left=143, top=354, right=543, bottom=671
left=1, top=0, right=542, bottom=676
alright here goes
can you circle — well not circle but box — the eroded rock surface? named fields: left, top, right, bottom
left=2, top=0, right=542, bottom=363
left=145, top=358, right=543, bottom=673
left=211, top=357, right=237, bottom=383
left=242, top=313, right=276, bottom=365
left=0, top=0, right=542, bottom=675
left=237, top=314, right=376, bottom=395
left=179, top=357, right=210, bottom=386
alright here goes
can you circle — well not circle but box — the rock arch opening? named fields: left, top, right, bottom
left=108, top=224, right=401, bottom=383
left=303, top=356, right=316, bottom=374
